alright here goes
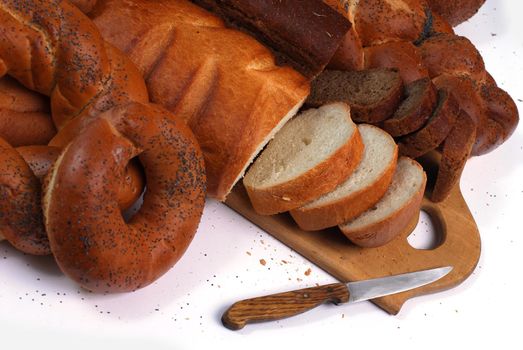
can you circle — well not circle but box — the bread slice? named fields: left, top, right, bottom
left=243, top=102, right=363, bottom=215
left=432, top=110, right=476, bottom=202
left=339, top=157, right=427, bottom=248
left=398, top=89, right=458, bottom=158
left=306, top=68, right=403, bottom=123
left=382, top=78, right=437, bottom=137
left=290, top=124, right=398, bottom=231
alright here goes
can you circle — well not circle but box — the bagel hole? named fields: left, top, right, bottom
left=121, top=158, right=146, bottom=223
left=122, top=188, right=146, bottom=222
left=407, top=210, right=443, bottom=250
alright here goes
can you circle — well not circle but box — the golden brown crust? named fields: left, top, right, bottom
left=245, top=127, right=364, bottom=215
left=91, top=0, right=310, bottom=200
left=364, top=41, right=429, bottom=84
left=0, top=137, right=49, bottom=255
left=351, top=0, right=428, bottom=47
left=15, top=145, right=144, bottom=210
left=432, top=74, right=490, bottom=155
left=328, top=27, right=365, bottom=71
left=0, top=77, right=56, bottom=146
left=290, top=144, right=398, bottom=231
left=419, top=34, right=486, bottom=82
left=339, top=159, right=427, bottom=248
left=0, top=1, right=206, bottom=293
left=43, top=103, right=206, bottom=292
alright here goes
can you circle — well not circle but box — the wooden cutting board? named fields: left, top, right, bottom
left=225, top=154, right=481, bottom=315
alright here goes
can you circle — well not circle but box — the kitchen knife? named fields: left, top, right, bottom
left=222, top=266, right=452, bottom=330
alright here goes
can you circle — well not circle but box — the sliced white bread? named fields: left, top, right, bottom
left=243, top=102, right=363, bottom=215
left=339, top=157, right=427, bottom=248
left=290, top=124, right=398, bottom=231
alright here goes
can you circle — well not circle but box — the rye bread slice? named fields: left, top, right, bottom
left=306, top=68, right=403, bottom=124
left=382, top=78, right=437, bottom=137
left=432, top=110, right=476, bottom=202
left=243, top=102, right=363, bottom=215
left=290, top=124, right=398, bottom=231
left=398, top=89, right=458, bottom=158
left=339, top=157, right=426, bottom=248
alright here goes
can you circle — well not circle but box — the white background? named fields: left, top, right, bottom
left=1, top=1, right=522, bottom=349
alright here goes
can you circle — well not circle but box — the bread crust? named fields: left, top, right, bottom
left=419, top=34, right=486, bottom=82
left=364, top=41, right=429, bottom=84
left=290, top=127, right=398, bottom=231
left=91, top=0, right=310, bottom=200
left=427, top=0, right=486, bottom=27
left=432, top=74, right=490, bottom=155
left=351, top=0, right=428, bottom=47
left=328, top=27, right=365, bottom=71
left=245, top=114, right=364, bottom=215
left=0, top=77, right=56, bottom=146
left=339, top=158, right=427, bottom=248
left=399, top=90, right=458, bottom=158
left=432, top=111, right=476, bottom=202
left=43, top=103, right=206, bottom=293
left=189, top=0, right=351, bottom=78
left=383, top=78, right=437, bottom=137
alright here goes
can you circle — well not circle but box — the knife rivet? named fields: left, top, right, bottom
left=303, top=293, right=309, bottom=298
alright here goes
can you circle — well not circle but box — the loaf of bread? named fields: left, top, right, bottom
left=189, top=0, right=351, bottom=78
left=323, top=1, right=518, bottom=157
left=88, top=0, right=310, bottom=201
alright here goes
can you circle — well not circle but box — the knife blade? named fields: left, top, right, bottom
left=221, top=266, right=452, bottom=330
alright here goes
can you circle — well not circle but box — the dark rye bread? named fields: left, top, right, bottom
left=398, top=89, right=458, bottom=159
left=190, top=0, right=350, bottom=79
left=383, top=78, right=437, bottom=137
left=432, top=110, right=476, bottom=202
left=306, top=68, right=404, bottom=123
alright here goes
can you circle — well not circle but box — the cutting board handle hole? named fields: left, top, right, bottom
left=407, top=209, right=444, bottom=250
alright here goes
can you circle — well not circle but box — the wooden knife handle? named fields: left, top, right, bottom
left=221, top=283, right=350, bottom=330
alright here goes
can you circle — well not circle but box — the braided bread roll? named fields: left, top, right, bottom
left=323, top=0, right=518, bottom=157
left=0, top=0, right=206, bottom=292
